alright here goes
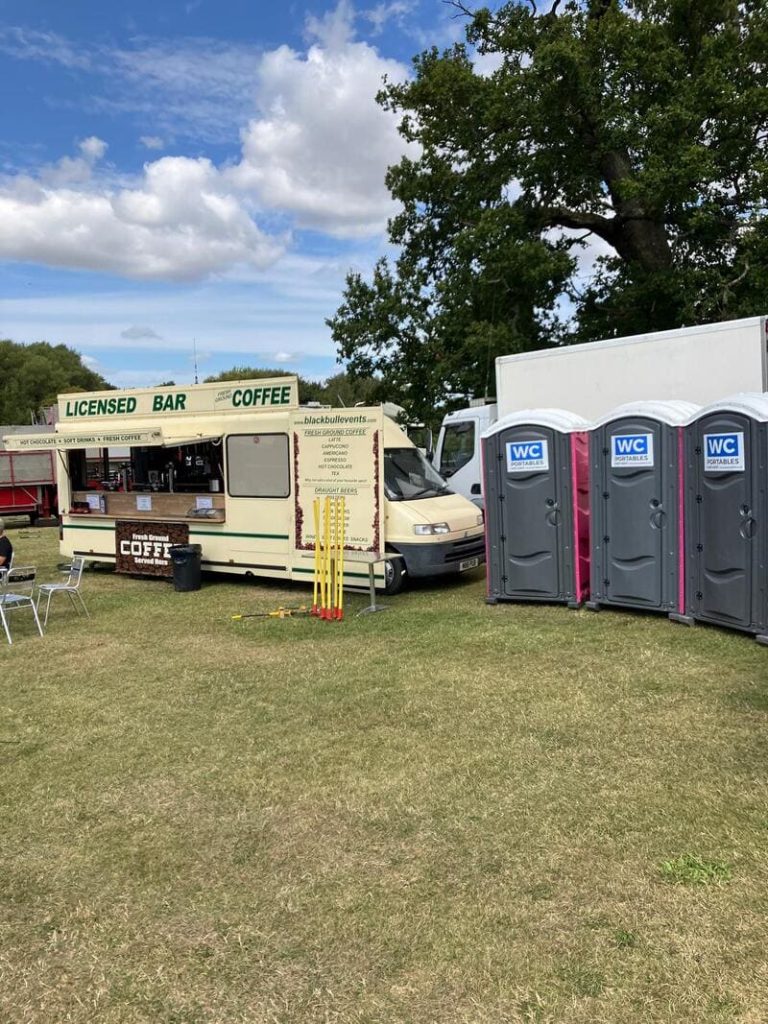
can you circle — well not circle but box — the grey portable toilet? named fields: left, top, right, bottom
left=588, top=400, right=698, bottom=617
left=482, top=409, right=590, bottom=607
left=683, top=393, right=768, bottom=644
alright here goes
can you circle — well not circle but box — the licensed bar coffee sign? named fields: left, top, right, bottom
left=116, top=520, right=189, bottom=577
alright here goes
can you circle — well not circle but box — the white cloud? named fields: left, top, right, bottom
left=0, top=26, right=91, bottom=70
left=230, top=18, right=414, bottom=237
left=362, top=1, right=415, bottom=35
left=121, top=325, right=163, bottom=340
left=140, top=135, right=165, bottom=151
left=80, top=136, right=107, bottom=161
left=0, top=150, right=286, bottom=281
left=0, top=3, right=414, bottom=275
left=273, top=351, right=297, bottom=363
left=473, top=49, right=505, bottom=77
left=36, top=136, right=109, bottom=187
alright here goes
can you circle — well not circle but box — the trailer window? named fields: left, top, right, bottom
left=440, top=422, right=475, bottom=476
left=226, top=434, right=290, bottom=498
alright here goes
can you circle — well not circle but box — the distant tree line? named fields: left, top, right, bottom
left=0, top=339, right=111, bottom=424
left=0, top=341, right=386, bottom=425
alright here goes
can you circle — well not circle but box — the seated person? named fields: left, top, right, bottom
left=0, top=519, right=12, bottom=572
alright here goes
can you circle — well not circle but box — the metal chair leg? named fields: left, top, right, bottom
left=42, top=590, right=54, bottom=628
left=0, top=607, right=12, bottom=645
left=30, top=600, right=44, bottom=637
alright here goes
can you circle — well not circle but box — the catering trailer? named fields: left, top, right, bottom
left=4, top=377, right=485, bottom=594
left=0, top=426, right=57, bottom=523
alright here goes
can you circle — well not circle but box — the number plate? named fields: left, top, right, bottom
left=459, top=556, right=480, bottom=572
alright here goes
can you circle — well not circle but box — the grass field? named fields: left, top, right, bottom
left=2, top=524, right=768, bottom=1023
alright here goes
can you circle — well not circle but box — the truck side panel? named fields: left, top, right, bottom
left=495, top=317, right=768, bottom=420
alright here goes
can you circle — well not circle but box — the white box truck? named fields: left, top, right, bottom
left=5, top=376, right=485, bottom=595
left=435, top=316, right=768, bottom=506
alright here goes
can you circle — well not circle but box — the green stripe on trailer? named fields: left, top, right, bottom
left=62, top=523, right=289, bottom=541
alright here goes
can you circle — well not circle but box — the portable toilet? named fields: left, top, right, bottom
left=482, top=409, right=590, bottom=607
left=682, top=393, right=768, bottom=644
left=588, top=400, right=698, bottom=617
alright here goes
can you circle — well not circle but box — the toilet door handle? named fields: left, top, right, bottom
left=740, top=515, right=756, bottom=540
left=545, top=498, right=561, bottom=526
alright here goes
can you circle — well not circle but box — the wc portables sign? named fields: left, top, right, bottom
left=704, top=431, right=745, bottom=472
left=611, top=433, right=654, bottom=468
left=506, top=438, right=549, bottom=473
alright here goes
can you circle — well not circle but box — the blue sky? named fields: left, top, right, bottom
left=0, top=0, right=465, bottom=388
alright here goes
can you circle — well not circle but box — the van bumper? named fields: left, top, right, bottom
left=393, top=534, right=486, bottom=579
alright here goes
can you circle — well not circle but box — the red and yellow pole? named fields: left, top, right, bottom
left=312, top=497, right=321, bottom=616
left=322, top=495, right=332, bottom=619
left=335, top=496, right=345, bottom=620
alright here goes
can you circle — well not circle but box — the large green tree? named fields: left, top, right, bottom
left=0, top=340, right=111, bottom=423
left=329, top=0, right=768, bottom=421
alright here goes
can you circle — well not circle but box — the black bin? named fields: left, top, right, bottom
left=169, top=544, right=202, bottom=592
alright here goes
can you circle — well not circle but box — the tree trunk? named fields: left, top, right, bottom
left=600, top=150, right=673, bottom=272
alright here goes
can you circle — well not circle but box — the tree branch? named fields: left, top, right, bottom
left=444, top=0, right=477, bottom=20
left=540, top=205, right=618, bottom=245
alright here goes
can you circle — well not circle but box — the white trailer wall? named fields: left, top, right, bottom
left=495, top=317, right=768, bottom=421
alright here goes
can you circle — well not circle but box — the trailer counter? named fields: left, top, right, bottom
left=69, top=490, right=226, bottom=523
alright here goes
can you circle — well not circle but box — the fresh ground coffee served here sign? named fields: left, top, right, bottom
left=116, top=520, right=189, bottom=576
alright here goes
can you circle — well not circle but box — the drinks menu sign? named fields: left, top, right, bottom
left=292, top=408, right=384, bottom=553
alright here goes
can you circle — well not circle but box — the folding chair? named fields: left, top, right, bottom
left=0, top=566, right=44, bottom=644
left=37, top=556, right=90, bottom=627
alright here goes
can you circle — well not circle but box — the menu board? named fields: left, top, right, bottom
left=292, top=408, right=383, bottom=553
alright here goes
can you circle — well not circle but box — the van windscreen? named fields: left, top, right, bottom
left=384, top=448, right=452, bottom=501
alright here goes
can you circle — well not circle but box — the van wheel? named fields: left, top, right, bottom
left=383, top=556, right=407, bottom=596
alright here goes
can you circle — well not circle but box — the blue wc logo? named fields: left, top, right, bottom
left=704, top=431, right=745, bottom=472
left=506, top=438, right=549, bottom=473
left=611, top=433, right=654, bottom=468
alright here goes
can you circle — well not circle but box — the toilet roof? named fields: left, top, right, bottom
left=482, top=408, right=590, bottom=439
left=590, top=399, right=700, bottom=428
left=692, top=392, right=768, bottom=423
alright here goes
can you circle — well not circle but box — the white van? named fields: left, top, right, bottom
left=6, top=377, right=485, bottom=594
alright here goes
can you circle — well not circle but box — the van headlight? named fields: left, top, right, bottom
left=476, top=513, right=484, bottom=526
left=413, top=522, right=451, bottom=535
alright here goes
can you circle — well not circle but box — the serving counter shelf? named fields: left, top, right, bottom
left=68, top=511, right=226, bottom=524
left=71, top=490, right=226, bottom=523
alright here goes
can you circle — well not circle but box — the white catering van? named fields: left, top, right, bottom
left=5, top=376, right=485, bottom=594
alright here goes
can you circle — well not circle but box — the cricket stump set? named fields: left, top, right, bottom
left=312, top=496, right=346, bottom=620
